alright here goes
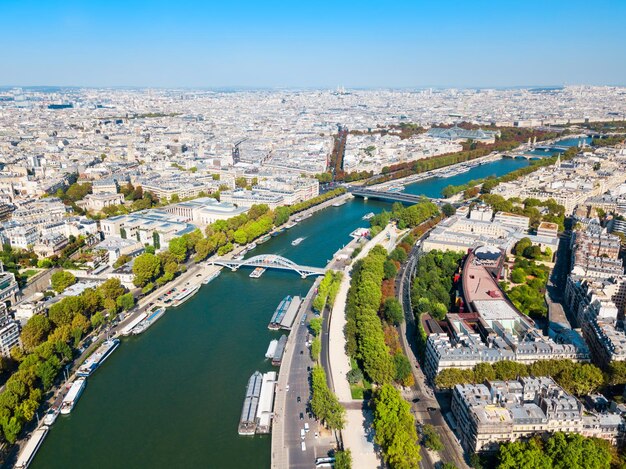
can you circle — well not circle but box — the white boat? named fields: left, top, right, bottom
left=265, top=339, right=278, bottom=358
left=121, top=312, right=148, bottom=336
left=249, top=267, right=266, bottom=278
left=15, top=426, right=49, bottom=469
left=132, top=307, right=167, bottom=335
left=43, top=407, right=59, bottom=426
left=203, top=269, right=221, bottom=284
left=285, top=222, right=298, bottom=229
left=61, top=378, right=86, bottom=415
left=247, top=242, right=257, bottom=250
left=291, top=237, right=305, bottom=246
left=362, top=212, right=375, bottom=220
left=77, top=338, right=120, bottom=377
left=172, top=284, right=200, bottom=306
left=331, top=200, right=346, bottom=207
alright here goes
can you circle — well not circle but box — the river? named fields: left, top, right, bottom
left=31, top=155, right=538, bottom=468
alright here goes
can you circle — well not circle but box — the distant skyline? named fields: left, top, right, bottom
left=2, top=0, right=625, bottom=88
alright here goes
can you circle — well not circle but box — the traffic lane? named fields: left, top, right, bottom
left=286, top=322, right=323, bottom=468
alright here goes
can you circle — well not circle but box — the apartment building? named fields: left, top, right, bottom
left=452, top=377, right=624, bottom=453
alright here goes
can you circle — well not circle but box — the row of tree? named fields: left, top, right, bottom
left=372, top=384, right=421, bottom=468
left=0, top=277, right=134, bottom=443
left=496, top=432, right=613, bottom=469
left=312, top=271, right=343, bottom=313
left=364, top=127, right=559, bottom=186
left=345, top=246, right=395, bottom=383
left=434, top=359, right=611, bottom=397
left=369, top=200, right=440, bottom=234
left=441, top=147, right=580, bottom=200
left=310, top=366, right=344, bottom=430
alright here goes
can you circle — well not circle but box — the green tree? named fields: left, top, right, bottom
left=372, top=384, right=421, bottom=468
left=309, top=317, right=323, bottom=336
left=168, top=236, right=188, bottom=262
left=422, top=424, right=444, bottom=452
left=393, top=353, right=412, bottom=385
left=98, top=278, right=126, bottom=302
left=383, top=259, right=398, bottom=280
left=442, top=203, right=456, bottom=217
left=510, top=268, right=527, bottom=284
left=498, top=438, right=552, bottom=469
left=116, top=292, right=135, bottom=311
left=383, top=297, right=404, bottom=325
left=50, top=270, right=76, bottom=293
left=311, top=337, right=321, bottom=361
left=132, top=253, right=161, bottom=287
left=335, top=450, right=352, bottom=469
left=514, top=237, right=532, bottom=256
left=20, top=315, right=52, bottom=351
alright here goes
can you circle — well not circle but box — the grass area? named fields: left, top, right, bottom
left=350, top=385, right=364, bottom=399
left=21, top=269, right=39, bottom=279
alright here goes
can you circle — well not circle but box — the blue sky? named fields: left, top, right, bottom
left=1, top=0, right=625, bottom=88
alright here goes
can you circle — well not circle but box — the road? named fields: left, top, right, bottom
left=396, top=233, right=469, bottom=469
left=272, top=276, right=336, bottom=469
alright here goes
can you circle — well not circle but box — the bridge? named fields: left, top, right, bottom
left=349, top=187, right=445, bottom=205
left=211, top=254, right=326, bottom=278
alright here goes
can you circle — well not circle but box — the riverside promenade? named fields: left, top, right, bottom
left=326, top=224, right=405, bottom=469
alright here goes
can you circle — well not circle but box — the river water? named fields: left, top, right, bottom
left=31, top=156, right=532, bottom=468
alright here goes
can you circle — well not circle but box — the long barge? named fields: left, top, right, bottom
left=77, top=338, right=120, bottom=377
left=61, top=378, right=87, bottom=415
left=172, top=284, right=200, bottom=306
left=238, top=371, right=263, bottom=436
left=271, top=335, right=288, bottom=366
left=15, top=426, right=49, bottom=469
left=268, top=295, right=293, bottom=330
left=279, top=295, right=302, bottom=330
left=132, top=307, right=167, bottom=335
left=121, top=312, right=148, bottom=336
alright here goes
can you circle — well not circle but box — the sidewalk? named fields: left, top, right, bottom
left=327, top=224, right=402, bottom=469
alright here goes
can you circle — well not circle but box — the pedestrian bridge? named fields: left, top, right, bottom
left=349, top=187, right=445, bottom=205
left=211, top=254, right=326, bottom=278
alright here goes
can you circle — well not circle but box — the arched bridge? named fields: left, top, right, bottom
left=211, top=254, right=326, bottom=278
left=349, top=187, right=445, bottom=205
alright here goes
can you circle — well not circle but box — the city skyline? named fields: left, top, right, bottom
left=2, top=0, right=625, bottom=88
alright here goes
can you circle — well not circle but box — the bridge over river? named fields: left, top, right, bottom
left=348, top=187, right=446, bottom=205
left=211, top=254, right=326, bottom=278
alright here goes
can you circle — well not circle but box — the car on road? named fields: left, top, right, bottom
left=300, top=428, right=306, bottom=439
left=286, top=385, right=290, bottom=391
left=304, top=422, right=309, bottom=432
left=301, top=441, right=306, bottom=452
left=412, top=398, right=420, bottom=403
left=299, top=412, right=304, bottom=420
left=297, top=396, right=301, bottom=402
left=427, top=407, right=436, bottom=412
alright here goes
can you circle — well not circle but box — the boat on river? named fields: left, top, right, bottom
left=268, top=295, right=293, bottom=330
left=285, top=222, right=297, bottom=229
left=257, top=234, right=272, bottom=244
left=172, top=284, right=200, bottom=306
left=77, top=338, right=120, bottom=377
left=291, top=237, right=305, bottom=246
left=203, top=269, right=221, bottom=284
left=249, top=267, right=266, bottom=278
left=61, top=378, right=87, bottom=415
left=362, top=212, right=375, bottom=220
left=132, top=307, right=167, bottom=335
